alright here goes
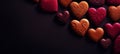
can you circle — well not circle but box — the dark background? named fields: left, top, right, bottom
left=1, top=0, right=113, bottom=54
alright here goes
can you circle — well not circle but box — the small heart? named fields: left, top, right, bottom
left=105, top=23, right=120, bottom=39
left=56, top=10, right=70, bottom=24
left=106, top=0, right=120, bottom=5
left=71, top=18, right=90, bottom=36
left=88, top=0, right=105, bottom=6
left=88, top=7, right=106, bottom=26
left=108, top=6, right=120, bottom=21
left=40, top=0, right=58, bottom=12
left=59, top=0, right=72, bottom=7
left=88, top=27, right=104, bottom=42
left=114, top=35, right=120, bottom=54
left=70, top=1, right=89, bottom=19
left=100, top=38, right=111, bottom=48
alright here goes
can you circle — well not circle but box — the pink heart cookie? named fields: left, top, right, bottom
left=40, top=0, right=58, bottom=12
left=105, top=23, right=120, bottom=39
left=114, top=35, right=120, bottom=54
left=88, top=7, right=106, bottom=26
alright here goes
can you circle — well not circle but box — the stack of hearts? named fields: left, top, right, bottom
left=33, top=0, right=120, bottom=54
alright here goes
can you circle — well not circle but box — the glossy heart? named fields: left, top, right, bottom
left=106, top=0, right=120, bottom=5
left=114, top=35, right=120, bottom=54
left=105, top=23, right=120, bottom=39
left=40, top=0, right=58, bottom=12
left=108, top=6, right=120, bottom=21
left=88, top=0, right=105, bottom=6
left=100, top=38, right=111, bottom=48
left=59, top=0, right=72, bottom=7
left=56, top=10, right=70, bottom=24
left=88, top=27, right=104, bottom=42
left=88, top=7, right=106, bottom=26
left=70, top=1, right=89, bottom=19
left=71, top=18, right=90, bottom=36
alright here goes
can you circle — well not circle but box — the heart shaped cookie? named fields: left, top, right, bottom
left=88, top=0, right=105, bottom=7
left=114, top=35, right=120, bottom=54
left=40, top=0, right=58, bottom=12
left=106, top=0, right=120, bottom=5
left=108, top=6, right=120, bottom=21
left=70, top=1, right=89, bottom=19
left=105, top=23, right=120, bottom=39
left=100, top=38, right=111, bottom=48
left=88, top=27, right=104, bottom=42
left=59, top=0, right=72, bottom=7
left=71, top=18, right=90, bottom=36
left=56, top=10, right=70, bottom=24
left=88, top=7, right=106, bottom=26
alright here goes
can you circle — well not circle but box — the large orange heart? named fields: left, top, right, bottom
left=88, top=28, right=104, bottom=42
left=108, top=6, right=120, bottom=21
left=59, top=0, right=72, bottom=7
left=70, top=1, right=89, bottom=19
left=71, top=18, right=90, bottom=36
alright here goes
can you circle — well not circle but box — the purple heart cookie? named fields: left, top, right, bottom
left=100, top=38, right=111, bottom=48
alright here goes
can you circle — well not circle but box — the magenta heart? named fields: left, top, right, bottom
left=56, top=10, right=70, bottom=24
left=88, top=7, right=106, bottom=26
left=114, top=35, right=120, bottom=54
left=105, top=23, right=120, bottom=39
left=40, top=0, right=58, bottom=12
left=106, top=0, right=120, bottom=5
left=100, top=38, right=111, bottom=48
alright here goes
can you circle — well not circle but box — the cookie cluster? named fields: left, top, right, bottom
left=32, top=0, right=120, bottom=54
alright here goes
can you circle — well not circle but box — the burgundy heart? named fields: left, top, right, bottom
left=56, top=10, right=70, bottom=23
left=100, top=38, right=111, bottom=48
left=106, top=0, right=120, bottom=6
left=88, top=7, right=106, bottom=26
left=105, top=23, right=120, bottom=39
left=114, top=35, right=120, bottom=54
left=40, top=0, right=58, bottom=12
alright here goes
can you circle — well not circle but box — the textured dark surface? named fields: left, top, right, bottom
left=1, top=0, right=118, bottom=54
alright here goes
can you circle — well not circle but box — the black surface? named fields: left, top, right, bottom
left=1, top=0, right=113, bottom=54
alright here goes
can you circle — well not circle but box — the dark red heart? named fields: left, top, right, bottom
left=88, top=7, right=106, bottom=26
left=56, top=10, right=70, bottom=24
left=100, top=38, right=111, bottom=48
left=88, top=0, right=105, bottom=6
left=105, top=23, right=120, bottom=39
left=106, top=0, right=120, bottom=6
left=114, top=35, right=120, bottom=54
left=40, top=0, right=58, bottom=12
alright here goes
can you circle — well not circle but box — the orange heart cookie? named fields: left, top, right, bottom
left=71, top=18, right=90, bottom=36
left=59, top=0, right=72, bottom=7
left=70, top=1, right=89, bottom=19
left=108, top=6, right=120, bottom=21
left=88, top=28, right=104, bottom=42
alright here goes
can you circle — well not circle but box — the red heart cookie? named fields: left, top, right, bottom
left=59, top=0, right=72, bottom=7
left=105, top=23, right=120, bottom=39
left=108, top=6, right=120, bottom=21
left=71, top=18, right=90, bottom=36
left=114, top=35, right=120, bottom=54
left=100, top=38, right=111, bottom=48
left=106, top=0, right=120, bottom=5
left=88, top=27, right=104, bottom=42
left=70, top=1, right=89, bottom=19
left=88, top=7, right=106, bottom=26
left=56, top=10, right=70, bottom=24
left=40, top=0, right=58, bottom=12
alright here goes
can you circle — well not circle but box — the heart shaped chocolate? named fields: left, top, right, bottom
left=59, top=0, right=72, bottom=7
left=114, top=35, right=120, bottom=54
left=108, top=6, right=120, bottom=21
left=106, top=0, right=120, bottom=5
left=100, top=38, right=111, bottom=48
left=71, top=18, right=90, bottom=36
left=40, top=0, right=58, bottom=12
left=56, top=10, right=70, bottom=24
left=105, top=23, right=120, bottom=39
left=70, top=1, right=89, bottom=19
left=88, top=7, right=106, bottom=26
left=88, top=27, right=104, bottom=42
